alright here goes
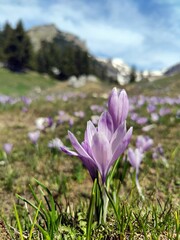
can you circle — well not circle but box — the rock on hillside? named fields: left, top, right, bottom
left=27, top=24, right=87, bottom=52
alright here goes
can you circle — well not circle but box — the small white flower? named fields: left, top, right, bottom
left=48, top=138, right=63, bottom=149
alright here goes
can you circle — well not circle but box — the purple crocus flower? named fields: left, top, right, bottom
left=74, top=111, right=85, bottom=118
left=61, top=111, right=133, bottom=183
left=136, top=117, right=148, bottom=125
left=21, top=96, right=32, bottom=106
left=130, top=112, right=139, bottom=121
left=90, top=105, right=105, bottom=114
left=128, top=148, right=143, bottom=174
left=60, top=88, right=132, bottom=183
left=136, top=135, right=153, bottom=153
left=108, top=88, right=129, bottom=130
left=28, top=131, right=40, bottom=144
left=3, top=143, right=13, bottom=154
left=35, top=117, right=53, bottom=131
left=128, top=147, right=144, bottom=200
left=147, top=104, right=156, bottom=113
left=61, top=88, right=132, bottom=183
left=159, top=107, right=171, bottom=116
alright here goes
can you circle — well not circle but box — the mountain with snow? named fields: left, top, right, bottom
left=97, top=57, right=164, bottom=84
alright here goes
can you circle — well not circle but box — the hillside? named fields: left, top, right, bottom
left=27, top=24, right=87, bottom=52
left=127, top=73, right=180, bottom=97
left=0, top=67, right=179, bottom=98
left=0, top=68, right=56, bottom=96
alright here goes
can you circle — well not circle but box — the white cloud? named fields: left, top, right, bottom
left=0, top=0, right=180, bottom=70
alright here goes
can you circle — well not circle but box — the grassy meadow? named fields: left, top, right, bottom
left=0, top=68, right=179, bottom=239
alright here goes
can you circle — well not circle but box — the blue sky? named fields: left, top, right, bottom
left=0, top=0, right=180, bottom=70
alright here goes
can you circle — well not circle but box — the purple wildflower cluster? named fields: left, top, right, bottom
left=129, top=95, right=180, bottom=129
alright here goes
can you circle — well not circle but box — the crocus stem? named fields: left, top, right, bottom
left=102, top=184, right=109, bottom=223
left=135, top=172, right=145, bottom=200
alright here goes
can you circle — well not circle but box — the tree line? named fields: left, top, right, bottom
left=0, top=20, right=107, bottom=80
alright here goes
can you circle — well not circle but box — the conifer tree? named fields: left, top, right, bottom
left=0, top=22, right=13, bottom=62
left=3, top=20, right=32, bottom=71
left=129, top=66, right=136, bottom=83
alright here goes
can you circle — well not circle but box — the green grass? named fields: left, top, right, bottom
left=0, top=68, right=56, bottom=96
left=127, top=73, right=180, bottom=97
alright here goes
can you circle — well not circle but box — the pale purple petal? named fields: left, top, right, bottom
left=3, top=143, right=13, bottom=154
left=110, top=121, right=126, bottom=154
left=128, top=148, right=136, bottom=167
left=112, top=127, right=133, bottom=162
left=136, top=135, right=153, bottom=152
left=68, top=131, right=92, bottom=159
left=28, top=131, right=40, bottom=144
left=98, top=111, right=114, bottom=141
left=84, top=121, right=97, bottom=147
left=61, top=141, right=97, bottom=180
left=60, top=145, right=78, bottom=156
left=91, top=132, right=111, bottom=183
left=128, top=148, right=143, bottom=174
left=117, top=89, right=129, bottom=125
left=108, top=87, right=119, bottom=129
left=136, top=117, right=148, bottom=125
left=79, top=156, right=98, bottom=180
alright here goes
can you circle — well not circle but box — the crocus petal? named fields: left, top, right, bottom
left=143, top=139, right=154, bottom=152
left=68, top=131, right=92, bottom=159
left=84, top=121, right=97, bottom=147
left=134, top=149, right=143, bottom=173
left=98, top=111, right=114, bottom=141
left=108, top=87, right=119, bottom=129
left=79, top=156, right=98, bottom=180
left=61, top=144, right=97, bottom=180
left=112, top=127, right=133, bottom=162
left=81, top=141, right=93, bottom=158
left=91, top=132, right=111, bottom=183
left=110, top=121, right=126, bottom=154
left=60, top=145, right=78, bottom=156
left=128, top=148, right=136, bottom=168
left=117, top=89, right=129, bottom=125
left=136, top=135, right=153, bottom=153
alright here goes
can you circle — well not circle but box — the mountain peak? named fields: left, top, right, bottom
left=27, top=24, right=87, bottom=52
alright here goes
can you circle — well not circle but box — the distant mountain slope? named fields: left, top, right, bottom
left=164, top=63, right=180, bottom=76
left=27, top=24, right=87, bottom=52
